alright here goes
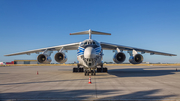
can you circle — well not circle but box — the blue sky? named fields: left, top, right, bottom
left=0, top=0, right=180, bottom=63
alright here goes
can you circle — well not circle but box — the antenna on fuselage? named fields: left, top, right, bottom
left=70, top=29, right=111, bottom=39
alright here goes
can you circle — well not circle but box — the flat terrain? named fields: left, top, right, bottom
left=0, top=65, right=180, bottom=100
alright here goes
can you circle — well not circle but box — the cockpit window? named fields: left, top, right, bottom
left=80, top=40, right=100, bottom=48
left=84, top=42, right=87, bottom=45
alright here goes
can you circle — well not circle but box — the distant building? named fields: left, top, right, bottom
left=14, top=60, right=37, bottom=64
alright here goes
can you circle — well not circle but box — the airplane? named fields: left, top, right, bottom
left=5, top=29, right=177, bottom=76
left=0, top=62, right=6, bottom=66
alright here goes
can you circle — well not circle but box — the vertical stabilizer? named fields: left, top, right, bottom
left=89, top=29, right=92, bottom=39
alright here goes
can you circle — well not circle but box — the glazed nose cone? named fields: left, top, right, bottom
left=84, top=47, right=96, bottom=58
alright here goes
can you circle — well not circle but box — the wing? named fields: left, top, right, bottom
left=100, top=42, right=176, bottom=56
left=4, top=42, right=80, bottom=56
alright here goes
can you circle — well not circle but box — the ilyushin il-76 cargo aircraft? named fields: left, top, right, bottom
left=5, top=29, right=177, bottom=76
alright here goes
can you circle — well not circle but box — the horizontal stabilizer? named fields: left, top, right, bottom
left=70, top=29, right=111, bottom=39
left=70, top=30, right=111, bottom=35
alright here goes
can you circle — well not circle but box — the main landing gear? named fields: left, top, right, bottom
left=97, top=64, right=108, bottom=72
left=73, top=65, right=84, bottom=72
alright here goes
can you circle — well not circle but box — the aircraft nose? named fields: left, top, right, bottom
left=84, top=47, right=96, bottom=58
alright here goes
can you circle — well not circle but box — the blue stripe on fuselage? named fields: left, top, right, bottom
left=77, top=47, right=85, bottom=56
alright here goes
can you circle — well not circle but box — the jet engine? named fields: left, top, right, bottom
left=37, top=54, right=52, bottom=64
left=54, top=52, right=67, bottom=63
left=113, top=52, right=126, bottom=63
left=129, top=54, right=143, bottom=64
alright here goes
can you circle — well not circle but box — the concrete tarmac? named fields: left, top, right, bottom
left=0, top=65, right=180, bottom=100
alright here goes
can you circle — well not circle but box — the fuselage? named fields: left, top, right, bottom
left=77, top=39, right=103, bottom=69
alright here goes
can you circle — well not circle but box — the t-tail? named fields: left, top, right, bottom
left=70, top=29, right=111, bottom=39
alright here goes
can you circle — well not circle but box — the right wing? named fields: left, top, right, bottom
left=100, top=42, right=177, bottom=56
left=4, top=42, right=80, bottom=56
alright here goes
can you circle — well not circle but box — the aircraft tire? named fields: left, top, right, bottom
left=73, top=68, right=75, bottom=72
left=84, top=70, right=87, bottom=76
left=87, top=71, right=89, bottom=76
left=80, top=68, right=84, bottom=72
left=85, top=70, right=89, bottom=76
left=103, top=68, right=107, bottom=72
left=97, top=68, right=100, bottom=72
left=94, top=70, right=96, bottom=75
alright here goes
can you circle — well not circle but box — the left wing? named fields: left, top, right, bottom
left=100, top=42, right=177, bottom=56
left=5, top=42, right=80, bottom=56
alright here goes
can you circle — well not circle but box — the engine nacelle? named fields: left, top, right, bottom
left=54, top=52, right=67, bottom=63
left=37, top=54, right=52, bottom=64
left=129, top=54, right=143, bottom=64
left=113, top=52, right=126, bottom=63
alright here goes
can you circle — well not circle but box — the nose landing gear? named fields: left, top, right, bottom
left=85, top=70, right=89, bottom=76
left=84, top=69, right=96, bottom=76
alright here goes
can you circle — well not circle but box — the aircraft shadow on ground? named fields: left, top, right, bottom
left=0, top=89, right=176, bottom=100
left=107, top=67, right=179, bottom=77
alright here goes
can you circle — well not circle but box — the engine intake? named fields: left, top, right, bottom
left=37, top=54, right=52, bottom=64
left=129, top=54, right=143, bottom=64
left=113, top=52, right=126, bottom=63
left=54, top=52, right=67, bottom=63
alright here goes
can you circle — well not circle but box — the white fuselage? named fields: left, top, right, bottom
left=77, top=39, right=103, bottom=69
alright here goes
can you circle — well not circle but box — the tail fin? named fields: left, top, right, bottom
left=70, top=29, right=111, bottom=39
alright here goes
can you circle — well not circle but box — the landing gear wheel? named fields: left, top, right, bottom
left=91, top=70, right=94, bottom=75
left=81, top=68, right=84, bottom=72
left=97, top=68, right=100, bottom=72
left=85, top=70, right=89, bottom=76
left=103, top=67, right=108, bottom=72
left=87, top=71, right=89, bottom=76
left=84, top=71, right=87, bottom=76
left=73, top=68, right=78, bottom=72
left=93, top=70, right=96, bottom=75
left=91, top=72, right=93, bottom=75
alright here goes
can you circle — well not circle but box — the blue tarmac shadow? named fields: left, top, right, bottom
left=107, top=66, right=179, bottom=77
left=0, top=89, right=176, bottom=100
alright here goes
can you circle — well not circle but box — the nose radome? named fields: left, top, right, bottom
left=84, top=47, right=96, bottom=58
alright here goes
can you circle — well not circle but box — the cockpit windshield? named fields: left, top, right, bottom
left=80, top=40, right=100, bottom=47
